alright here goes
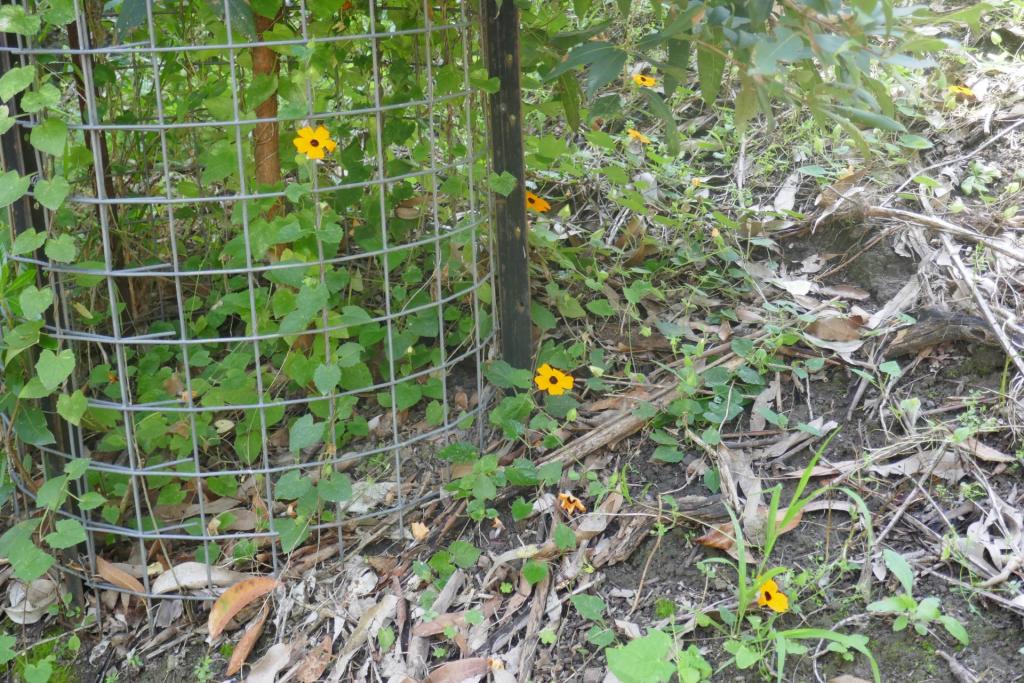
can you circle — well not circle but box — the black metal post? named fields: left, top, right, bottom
left=481, top=0, right=533, bottom=370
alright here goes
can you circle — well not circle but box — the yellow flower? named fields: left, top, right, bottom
left=558, top=492, right=586, bottom=516
left=525, top=191, right=551, bottom=213
left=756, top=578, right=789, bottom=613
left=293, top=125, right=337, bottom=160
left=632, top=73, right=657, bottom=87
left=534, top=363, right=573, bottom=396
left=947, top=84, right=974, bottom=100
left=627, top=128, right=651, bottom=144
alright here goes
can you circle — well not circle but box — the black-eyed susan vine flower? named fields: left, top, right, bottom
left=627, top=128, right=651, bottom=144
left=558, top=492, right=586, bottom=516
left=293, top=125, right=337, bottom=161
left=947, top=84, right=975, bottom=100
left=525, top=191, right=551, bottom=213
left=756, top=578, right=789, bottom=613
left=534, top=363, right=573, bottom=395
left=632, top=73, right=657, bottom=87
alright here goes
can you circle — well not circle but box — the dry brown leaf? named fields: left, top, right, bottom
left=423, top=657, right=489, bottom=683
left=412, top=600, right=500, bottom=638
left=806, top=314, right=866, bottom=342
left=696, top=508, right=802, bottom=553
left=296, top=635, right=334, bottom=682
left=226, top=605, right=269, bottom=676
left=208, top=576, right=278, bottom=640
left=246, top=642, right=291, bottom=683
left=802, top=334, right=864, bottom=354
left=773, top=171, right=802, bottom=213
left=819, top=284, right=870, bottom=301
left=955, top=437, right=1014, bottom=463
left=816, top=169, right=868, bottom=209
left=871, top=450, right=966, bottom=483
left=96, top=557, right=144, bottom=595
left=410, top=522, right=429, bottom=542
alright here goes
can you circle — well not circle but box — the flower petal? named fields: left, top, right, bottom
left=297, top=126, right=315, bottom=139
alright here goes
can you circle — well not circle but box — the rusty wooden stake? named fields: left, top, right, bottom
left=481, top=0, right=532, bottom=370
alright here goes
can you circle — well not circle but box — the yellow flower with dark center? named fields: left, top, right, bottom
left=757, top=578, right=789, bottom=613
left=627, top=128, right=651, bottom=144
left=534, top=363, right=573, bottom=396
left=632, top=73, right=657, bottom=87
left=525, top=191, right=551, bottom=213
left=947, top=84, right=975, bottom=100
left=558, top=492, right=586, bottom=515
left=293, top=125, right=337, bottom=161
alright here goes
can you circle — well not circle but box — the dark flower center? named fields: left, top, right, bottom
left=528, top=196, right=536, bottom=204
left=310, top=139, right=320, bottom=147
left=548, top=375, right=557, bottom=385
left=764, top=590, right=772, bottom=602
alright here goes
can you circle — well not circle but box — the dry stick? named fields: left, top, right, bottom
left=882, top=118, right=1024, bottom=206
left=936, top=651, right=979, bottom=683
left=628, top=496, right=664, bottom=616
left=856, top=446, right=949, bottom=596
left=866, top=206, right=1024, bottom=263
left=939, top=232, right=1024, bottom=376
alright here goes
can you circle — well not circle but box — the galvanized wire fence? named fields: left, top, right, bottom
left=1, top=0, right=493, bottom=613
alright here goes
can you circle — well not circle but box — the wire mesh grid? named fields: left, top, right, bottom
left=0, top=0, right=493, bottom=612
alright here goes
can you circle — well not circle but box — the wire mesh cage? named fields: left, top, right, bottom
left=0, top=0, right=493, bottom=612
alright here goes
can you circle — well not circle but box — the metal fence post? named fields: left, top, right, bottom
left=482, top=0, right=533, bottom=370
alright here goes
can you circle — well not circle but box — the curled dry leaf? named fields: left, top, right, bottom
left=696, top=508, right=802, bottom=553
left=296, top=635, right=334, bottom=683
left=773, top=171, right=802, bottom=213
left=5, top=578, right=59, bottom=625
left=954, top=437, right=1014, bottom=463
left=769, top=278, right=814, bottom=297
left=208, top=576, right=278, bottom=640
left=410, top=521, right=429, bottom=542
left=819, top=284, right=870, bottom=301
left=423, top=657, right=489, bottom=683
left=96, top=556, right=145, bottom=595
left=806, top=313, right=866, bottom=342
left=246, top=642, right=291, bottom=683
left=151, top=561, right=248, bottom=594
left=226, top=605, right=269, bottom=676
left=870, top=450, right=966, bottom=483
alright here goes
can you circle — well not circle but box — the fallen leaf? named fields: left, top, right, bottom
left=829, top=676, right=872, bottom=683
left=424, top=657, right=489, bottom=683
left=819, top=284, right=870, bottom=301
left=696, top=508, right=802, bottom=553
left=296, top=635, right=334, bottom=682
left=246, top=642, right=291, bottom=683
left=749, top=379, right=779, bottom=432
left=770, top=278, right=814, bottom=296
left=871, top=450, right=966, bottom=483
left=802, top=334, right=864, bottom=355
left=410, top=522, right=429, bottom=542
left=773, top=171, right=802, bottom=213
left=208, top=576, right=278, bottom=640
left=5, top=578, right=58, bottom=625
left=151, top=562, right=248, bottom=594
left=96, top=557, right=145, bottom=595
left=806, top=314, right=866, bottom=342
left=412, top=600, right=500, bottom=638
left=955, top=437, right=1014, bottom=463
left=226, top=605, right=269, bottom=676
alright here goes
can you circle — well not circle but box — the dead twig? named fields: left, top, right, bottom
left=939, top=232, right=1024, bottom=376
